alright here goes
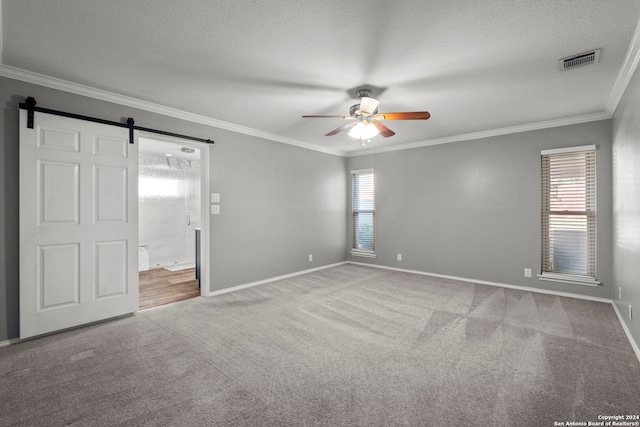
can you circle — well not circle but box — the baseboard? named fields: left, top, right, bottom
left=0, top=338, right=21, bottom=348
left=347, top=262, right=613, bottom=304
left=208, top=262, right=348, bottom=297
left=612, top=302, right=640, bottom=363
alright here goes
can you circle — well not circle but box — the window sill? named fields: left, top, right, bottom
left=537, top=273, right=600, bottom=287
left=350, top=251, right=377, bottom=259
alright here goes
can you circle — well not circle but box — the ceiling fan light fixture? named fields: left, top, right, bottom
left=358, top=96, right=380, bottom=115
left=348, top=121, right=379, bottom=139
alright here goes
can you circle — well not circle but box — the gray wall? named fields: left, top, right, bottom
left=347, top=120, right=613, bottom=300
left=209, top=119, right=347, bottom=290
left=612, top=64, right=640, bottom=346
left=0, top=76, right=347, bottom=341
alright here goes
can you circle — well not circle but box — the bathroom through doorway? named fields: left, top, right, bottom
left=137, top=135, right=209, bottom=309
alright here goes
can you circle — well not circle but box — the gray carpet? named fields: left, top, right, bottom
left=1, top=264, right=639, bottom=426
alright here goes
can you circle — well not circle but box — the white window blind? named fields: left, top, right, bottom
left=541, top=146, right=597, bottom=284
left=352, top=169, right=375, bottom=254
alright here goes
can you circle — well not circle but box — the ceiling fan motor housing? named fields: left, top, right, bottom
left=355, top=89, right=373, bottom=98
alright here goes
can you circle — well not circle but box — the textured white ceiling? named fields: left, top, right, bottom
left=2, top=0, right=640, bottom=155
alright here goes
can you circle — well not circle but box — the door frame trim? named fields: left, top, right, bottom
left=137, top=133, right=211, bottom=297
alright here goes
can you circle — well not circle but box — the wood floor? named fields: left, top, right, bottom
left=139, top=268, right=200, bottom=310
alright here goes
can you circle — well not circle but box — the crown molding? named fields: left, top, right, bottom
left=606, top=18, right=640, bottom=115
left=0, top=64, right=344, bottom=157
left=346, top=111, right=611, bottom=157
left=0, top=61, right=622, bottom=159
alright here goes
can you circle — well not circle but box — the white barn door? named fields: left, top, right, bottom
left=19, top=110, right=138, bottom=339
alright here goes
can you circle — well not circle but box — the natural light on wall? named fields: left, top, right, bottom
left=139, top=176, right=182, bottom=198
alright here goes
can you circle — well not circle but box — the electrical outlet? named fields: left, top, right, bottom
left=308, top=254, right=313, bottom=262
left=619, top=286, right=622, bottom=300
left=397, top=254, right=402, bottom=261
left=524, top=268, right=531, bottom=278
left=630, top=305, right=633, bottom=321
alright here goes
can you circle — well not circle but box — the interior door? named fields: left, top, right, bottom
left=19, top=110, right=138, bottom=339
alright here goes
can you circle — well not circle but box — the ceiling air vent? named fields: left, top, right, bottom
left=560, top=49, right=600, bottom=71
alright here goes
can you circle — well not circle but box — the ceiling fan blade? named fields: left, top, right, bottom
left=374, top=111, right=431, bottom=120
left=326, top=121, right=356, bottom=136
left=302, top=115, right=351, bottom=119
left=358, top=97, right=380, bottom=115
left=372, top=121, right=396, bottom=137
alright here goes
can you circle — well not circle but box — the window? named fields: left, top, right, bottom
left=351, top=169, right=375, bottom=257
left=540, top=145, right=598, bottom=285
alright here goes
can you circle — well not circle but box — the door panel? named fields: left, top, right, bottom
left=39, top=126, right=79, bottom=151
left=39, top=243, right=80, bottom=308
left=95, top=240, right=128, bottom=298
left=20, top=110, right=138, bottom=338
left=94, top=134, right=127, bottom=158
left=39, top=160, right=79, bottom=224
left=95, top=166, right=128, bottom=222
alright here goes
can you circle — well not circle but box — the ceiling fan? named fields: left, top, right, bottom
left=302, top=89, right=430, bottom=139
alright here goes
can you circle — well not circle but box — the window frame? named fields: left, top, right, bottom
left=350, top=168, right=376, bottom=258
left=539, top=145, right=599, bottom=286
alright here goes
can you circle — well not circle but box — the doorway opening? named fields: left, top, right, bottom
left=137, top=135, right=210, bottom=309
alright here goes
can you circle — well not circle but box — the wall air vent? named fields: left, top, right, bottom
left=560, top=49, right=600, bottom=71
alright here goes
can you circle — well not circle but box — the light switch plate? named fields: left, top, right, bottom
left=211, top=193, right=220, bottom=203
left=211, top=205, right=220, bottom=215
